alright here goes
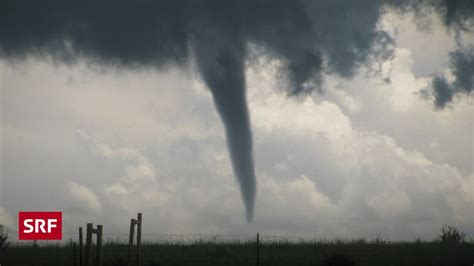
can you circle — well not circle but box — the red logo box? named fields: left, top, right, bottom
left=18, top=212, right=62, bottom=240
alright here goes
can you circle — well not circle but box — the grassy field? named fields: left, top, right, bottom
left=1, top=240, right=473, bottom=266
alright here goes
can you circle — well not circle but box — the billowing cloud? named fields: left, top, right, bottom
left=76, top=130, right=174, bottom=214
left=246, top=58, right=473, bottom=237
left=66, top=182, right=102, bottom=214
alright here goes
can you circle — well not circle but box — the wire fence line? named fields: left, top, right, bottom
left=5, top=234, right=408, bottom=248
left=6, top=233, right=329, bottom=246
left=4, top=225, right=378, bottom=247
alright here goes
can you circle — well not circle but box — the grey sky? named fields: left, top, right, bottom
left=1, top=2, right=473, bottom=241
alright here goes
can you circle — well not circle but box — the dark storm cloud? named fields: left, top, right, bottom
left=429, top=49, right=473, bottom=108
left=450, top=50, right=474, bottom=93
left=0, top=0, right=394, bottom=92
left=1, top=0, right=472, bottom=221
left=429, top=0, right=473, bottom=31
left=401, top=0, right=474, bottom=107
left=431, top=75, right=453, bottom=108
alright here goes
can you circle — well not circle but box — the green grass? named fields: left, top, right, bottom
left=1, top=240, right=473, bottom=266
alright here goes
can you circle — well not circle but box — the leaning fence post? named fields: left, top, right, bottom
left=96, top=225, right=103, bottom=266
left=128, top=218, right=136, bottom=266
left=136, top=213, right=142, bottom=266
left=256, top=233, right=260, bottom=266
left=85, top=223, right=93, bottom=266
left=79, top=227, right=83, bottom=266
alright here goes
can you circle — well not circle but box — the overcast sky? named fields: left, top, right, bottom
left=1, top=2, right=473, bottom=241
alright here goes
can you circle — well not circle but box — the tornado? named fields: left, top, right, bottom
left=191, top=28, right=256, bottom=222
left=2, top=0, right=470, bottom=222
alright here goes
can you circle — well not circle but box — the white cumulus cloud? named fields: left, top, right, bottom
left=66, top=182, right=102, bottom=214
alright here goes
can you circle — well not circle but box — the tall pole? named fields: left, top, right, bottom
left=128, top=219, right=135, bottom=266
left=136, top=213, right=142, bottom=266
left=85, top=223, right=92, bottom=266
left=96, top=225, right=103, bottom=266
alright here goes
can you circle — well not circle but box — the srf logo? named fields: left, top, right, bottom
left=18, top=212, right=62, bottom=240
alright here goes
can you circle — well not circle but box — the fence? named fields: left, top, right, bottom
left=2, top=213, right=263, bottom=266
left=3, top=219, right=473, bottom=266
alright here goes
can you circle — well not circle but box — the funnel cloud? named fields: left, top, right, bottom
left=191, top=25, right=256, bottom=221
left=1, top=0, right=472, bottom=221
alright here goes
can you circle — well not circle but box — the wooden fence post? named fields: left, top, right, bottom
left=96, top=225, right=103, bottom=266
left=256, top=233, right=260, bottom=266
left=83, top=223, right=104, bottom=266
left=128, top=218, right=136, bottom=266
left=136, top=213, right=142, bottom=266
left=79, top=227, right=83, bottom=266
left=85, top=223, right=93, bottom=266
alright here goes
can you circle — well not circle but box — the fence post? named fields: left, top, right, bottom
left=79, top=227, right=83, bottom=266
left=96, top=225, right=103, bottom=266
left=85, top=223, right=93, bottom=266
left=128, top=218, right=136, bottom=266
left=256, top=233, right=260, bottom=266
left=136, top=213, right=142, bottom=266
